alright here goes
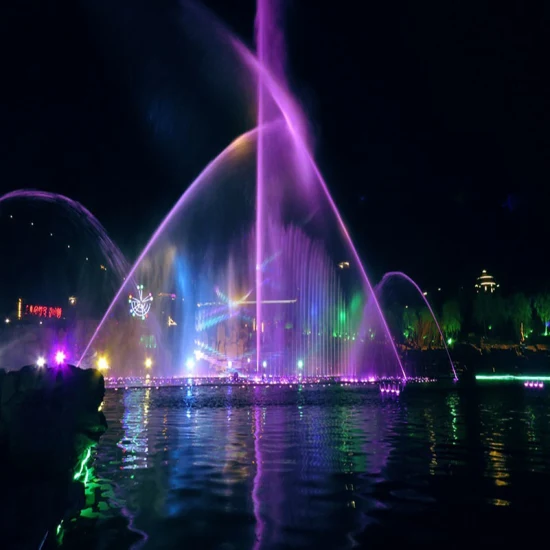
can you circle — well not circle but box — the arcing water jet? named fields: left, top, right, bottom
left=379, top=271, right=458, bottom=380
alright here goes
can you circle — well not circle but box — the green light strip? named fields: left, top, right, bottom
left=476, top=374, right=550, bottom=381
left=73, top=446, right=92, bottom=481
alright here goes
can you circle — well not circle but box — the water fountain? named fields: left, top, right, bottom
left=70, top=0, right=406, bottom=382
left=0, top=190, right=130, bottom=367
left=0, top=190, right=129, bottom=281
left=376, top=271, right=458, bottom=380
left=1, top=1, right=447, bottom=385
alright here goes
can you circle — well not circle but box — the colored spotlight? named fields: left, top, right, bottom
left=145, top=358, right=153, bottom=369
left=262, top=360, right=267, bottom=368
left=97, top=356, right=109, bottom=370
left=36, top=356, right=46, bottom=368
left=297, top=360, right=304, bottom=369
left=186, top=358, right=195, bottom=370
left=55, top=351, right=66, bottom=365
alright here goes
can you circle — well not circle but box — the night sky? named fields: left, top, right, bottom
left=0, top=0, right=548, bottom=312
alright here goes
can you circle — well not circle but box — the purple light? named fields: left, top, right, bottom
left=77, top=125, right=274, bottom=367
left=55, top=350, right=66, bottom=365
left=380, top=272, right=458, bottom=381
left=231, top=44, right=407, bottom=380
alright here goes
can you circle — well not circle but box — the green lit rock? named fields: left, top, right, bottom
left=0, top=364, right=107, bottom=548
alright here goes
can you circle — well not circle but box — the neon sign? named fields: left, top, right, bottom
left=25, top=304, right=63, bottom=319
left=129, top=284, right=153, bottom=320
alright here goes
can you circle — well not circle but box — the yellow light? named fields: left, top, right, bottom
left=145, top=358, right=153, bottom=369
left=97, top=356, right=109, bottom=370
left=17, top=298, right=22, bottom=320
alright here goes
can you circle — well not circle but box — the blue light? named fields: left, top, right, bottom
left=186, top=358, right=195, bottom=370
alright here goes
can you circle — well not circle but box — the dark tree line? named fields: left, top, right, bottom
left=400, top=291, right=550, bottom=347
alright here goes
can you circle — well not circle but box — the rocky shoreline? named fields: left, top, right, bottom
left=0, top=365, right=107, bottom=549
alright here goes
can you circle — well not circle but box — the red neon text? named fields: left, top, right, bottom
left=25, top=304, right=63, bottom=319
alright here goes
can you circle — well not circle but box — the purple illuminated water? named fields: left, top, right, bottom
left=0, top=190, right=131, bottom=368
left=78, top=126, right=266, bottom=367
left=239, top=0, right=405, bottom=378
left=77, top=0, right=406, bottom=380
left=0, top=190, right=129, bottom=281
left=378, top=271, right=458, bottom=380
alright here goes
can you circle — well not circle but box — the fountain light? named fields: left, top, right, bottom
left=262, top=360, right=267, bottom=368
left=297, top=360, right=304, bottom=369
left=186, top=358, right=195, bottom=370
left=55, top=350, right=66, bottom=366
left=145, top=358, right=153, bottom=369
left=97, top=356, right=109, bottom=370
left=36, top=356, right=46, bottom=368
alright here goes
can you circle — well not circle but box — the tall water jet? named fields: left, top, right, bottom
left=255, top=1, right=266, bottom=373
left=75, top=1, right=407, bottom=380
left=378, top=271, right=458, bottom=380
left=235, top=0, right=407, bottom=379
left=255, top=0, right=288, bottom=373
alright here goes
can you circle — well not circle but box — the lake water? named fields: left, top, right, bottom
left=60, top=383, right=550, bottom=549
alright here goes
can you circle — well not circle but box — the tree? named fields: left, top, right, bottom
left=509, top=293, right=532, bottom=340
left=534, top=293, right=550, bottom=336
left=441, top=299, right=462, bottom=339
left=402, top=307, right=439, bottom=348
left=473, top=292, right=507, bottom=337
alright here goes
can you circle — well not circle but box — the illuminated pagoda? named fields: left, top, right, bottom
left=475, top=270, right=499, bottom=293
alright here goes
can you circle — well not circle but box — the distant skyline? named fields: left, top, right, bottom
left=1, top=0, right=548, bottom=302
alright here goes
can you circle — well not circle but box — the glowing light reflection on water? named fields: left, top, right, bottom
left=61, top=385, right=550, bottom=549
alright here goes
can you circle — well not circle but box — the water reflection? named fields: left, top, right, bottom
left=119, top=388, right=152, bottom=470
left=61, top=385, right=550, bottom=549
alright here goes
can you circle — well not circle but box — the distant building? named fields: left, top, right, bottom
left=475, top=270, right=499, bottom=293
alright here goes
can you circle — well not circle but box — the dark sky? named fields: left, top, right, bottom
left=0, top=0, right=548, bottom=308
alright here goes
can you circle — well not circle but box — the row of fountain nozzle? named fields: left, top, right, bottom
left=380, top=381, right=403, bottom=395
left=524, top=381, right=544, bottom=389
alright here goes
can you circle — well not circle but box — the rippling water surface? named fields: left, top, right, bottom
left=61, top=384, right=550, bottom=549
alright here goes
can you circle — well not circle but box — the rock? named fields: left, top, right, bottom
left=0, top=364, right=107, bottom=549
